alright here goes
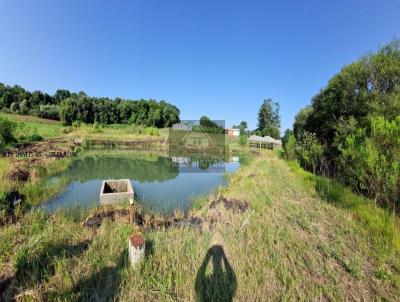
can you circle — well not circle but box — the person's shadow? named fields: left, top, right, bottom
left=195, top=245, right=237, bottom=302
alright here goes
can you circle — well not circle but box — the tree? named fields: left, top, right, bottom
left=257, top=98, right=281, bottom=139
left=282, top=129, right=293, bottom=146
left=19, top=99, right=29, bottom=114
left=283, top=134, right=296, bottom=160
left=10, top=102, right=19, bottom=112
left=54, top=89, right=71, bottom=103
left=0, top=82, right=181, bottom=128
left=295, top=132, right=324, bottom=174
left=293, top=106, right=313, bottom=138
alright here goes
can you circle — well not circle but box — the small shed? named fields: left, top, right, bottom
left=224, top=128, right=240, bottom=137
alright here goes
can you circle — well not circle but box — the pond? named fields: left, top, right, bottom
left=44, top=152, right=240, bottom=213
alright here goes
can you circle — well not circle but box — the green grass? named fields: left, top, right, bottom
left=0, top=112, right=62, bottom=138
left=1, top=148, right=400, bottom=301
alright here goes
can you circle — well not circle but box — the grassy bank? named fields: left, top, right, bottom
left=1, top=149, right=399, bottom=301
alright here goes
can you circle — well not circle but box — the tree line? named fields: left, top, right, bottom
left=283, top=40, right=400, bottom=210
left=0, top=84, right=180, bottom=127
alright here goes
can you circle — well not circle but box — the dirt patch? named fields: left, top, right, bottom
left=7, top=165, right=30, bottom=182
left=0, top=272, right=13, bottom=292
left=2, top=139, right=75, bottom=183
left=209, top=197, right=249, bottom=213
left=82, top=198, right=248, bottom=232
left=82, top=207, right=203, bottom=231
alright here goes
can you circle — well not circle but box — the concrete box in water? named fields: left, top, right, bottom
left=100, top=179, right=134, bottom=205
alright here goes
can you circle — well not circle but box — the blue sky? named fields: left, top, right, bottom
left=0, top=0, right=399, bottom=132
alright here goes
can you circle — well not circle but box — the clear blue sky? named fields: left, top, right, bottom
left=1, top=0, right=399, bottom=132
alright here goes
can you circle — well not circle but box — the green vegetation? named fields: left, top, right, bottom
left=1, top=150, right=399, bottom=300
left=0, top=112, right=61, bottom=139
left=286, top=39, right=400, bottom=210
left=255, top=98, right=281, bottom=138
left=0, top=83, right=180, bottom=127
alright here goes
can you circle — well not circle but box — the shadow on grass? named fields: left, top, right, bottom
left=16, top=240, right=91, bottom=285
left=145, top=239, right=154, bottom=259
left=0, top=240, right=91, bottom=301
left=195, top=245, right=237, bottom=302
left=48, top=249, right=128, bottom=301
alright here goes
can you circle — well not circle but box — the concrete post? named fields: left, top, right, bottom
left=128, top=233, right=145, bottom=269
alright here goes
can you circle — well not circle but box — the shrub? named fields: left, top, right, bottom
left=295, top=131, right=324, bottom=173
left=19, top=99, right=29, bottom=114
left=38, top=104, right=60, bottom=120
left=10, top=102, right=19, bottom=112
left=283, top=134, right=296, bottom=160
left=15, top=124, right=43, bottom=143
left=0, top=117, right=16, bottom=148
left=338, top=116, right=400, bottom=209
left=72, top=120, right=81, bottom=128
left=92, top=122, right=103, bottom=133
left=145, top=127, right=159, bottom=136
left=61, top=126, right=72, bottom=134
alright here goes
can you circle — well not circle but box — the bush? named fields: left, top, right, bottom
left=0, top=117, right=16, bottom=148
left=61, top=126, right=72, bottom=134
left=239, top=133, right=247, bottom=147
left=295, top=131, right=324, bottom=173
left=72, top=120, right=81, bottom=128
left=19, top=99, right=29, bottom=114
left=338, top=116, right=400, bottom=209
left=15, top=124, right=42, bottom=143
left=145, top=127, right=159, bottom=136
left=10, top=102, right=19, bottom=112
left=92, top=122, right=103, bottom=133
left=38, top=104, right=59, bottom=120
left=283, top=134, right=296, bottom=160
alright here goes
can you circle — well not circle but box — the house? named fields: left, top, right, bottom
left=182, top=131, right=211, bottom=148
left=224, top=128, right=240, bottom=137
left=248, top=135, right=282, bottom=149
left=172, top=122, right=192, bottom=131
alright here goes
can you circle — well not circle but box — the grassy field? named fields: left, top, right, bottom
left=1, top=149, right=399, bottom=301
left=0, top=112, right=62, bottom=139
left=0, top=112, right=169, bottom=142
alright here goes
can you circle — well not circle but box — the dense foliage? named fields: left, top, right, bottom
left=256, top=98, right=281, bottom=139
left=0, top=84, right=180, bottom=127
left=196, top=116, right=224, bottom=134
left=0, top=117, right=16, bottom=148
left=287, top=40, right=400, bottom=209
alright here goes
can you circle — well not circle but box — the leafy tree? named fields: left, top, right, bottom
left=199, top=116, right=224, bottom=133
left=10, top=102, right=19, bottom=112
left=54, top=89, right=71, bottom=103
left=283, top=134, right=296, bottom=160
left=282, top=129, right=293, bottom=146
left=257, top=98, right=281, bottom=138
left=292, top=39, right=400, bottom=208
left=38, top=105, right=60, bottom=120
left=0, top=82, right=180, bottom=128
left=19, top=99, right=29, bottom=114
left=295, top=132, right=324, bottom=174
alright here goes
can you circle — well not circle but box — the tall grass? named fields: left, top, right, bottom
left=287, top=160, right=400, bottom=252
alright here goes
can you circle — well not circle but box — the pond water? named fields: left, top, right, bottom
left=44, top=153, right=240, bottom=213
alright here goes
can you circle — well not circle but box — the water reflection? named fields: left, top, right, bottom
left=45, top=154, right=239, bottom=213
